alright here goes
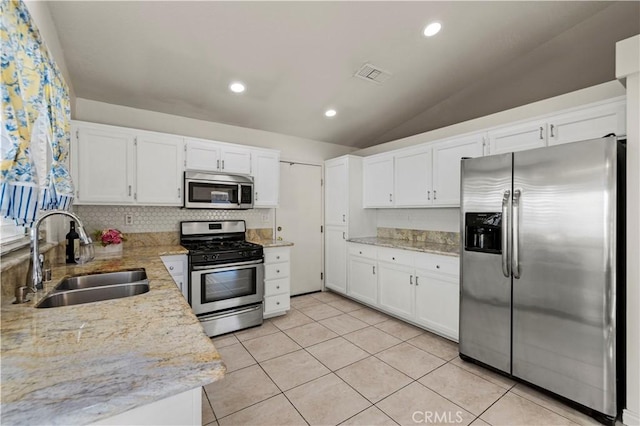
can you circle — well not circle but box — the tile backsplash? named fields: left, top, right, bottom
left=75, top=206, right=274, bottom=234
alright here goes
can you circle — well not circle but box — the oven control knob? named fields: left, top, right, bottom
left=202, top=255, right=208, bottom=261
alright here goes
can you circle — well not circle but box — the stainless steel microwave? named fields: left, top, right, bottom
left=184, top=171, right=254, bottom=209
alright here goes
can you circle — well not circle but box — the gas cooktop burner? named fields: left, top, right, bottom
left=182, top=240, right=262, bottom=254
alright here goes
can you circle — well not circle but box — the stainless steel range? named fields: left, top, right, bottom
left=181, top=220, right=264, bottom=337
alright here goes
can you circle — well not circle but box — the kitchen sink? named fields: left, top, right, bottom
left=36, top=269, right=150, bottom=308
left=54, top=269, right=147, bottom=290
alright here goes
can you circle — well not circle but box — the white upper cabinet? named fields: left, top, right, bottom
left=394, top=146, right=433, bottom=207
left=325, top=157, right=348, bottom=226
left=136, top=133, right=183, bottom=205
left=432, top=134, right=484, bottom=206
left=72, top=123, right=135, bottom=204
left=184, top=138, right=251, bottom=175
left=488, top=120, right=547, bottom=155
left=363, top=154, right=394, bottom=208
left=548, top=100, right=626, bottom=146
left=251, top=149, right=280, bottom=207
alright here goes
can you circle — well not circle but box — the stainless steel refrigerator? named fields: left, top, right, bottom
left=459, top=136, right=625, bottom=421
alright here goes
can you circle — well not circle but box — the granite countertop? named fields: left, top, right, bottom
left=0, top=245, right=225, bottom=425
left=348, top=237, right=460, bottom=257
left=249, top=239, right=294, bottom=248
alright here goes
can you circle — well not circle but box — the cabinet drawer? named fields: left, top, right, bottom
left=264, top=294, right=290, bottom=313
left=415, top=253, right=459, bottom=276
left=265, top=278, right=290, bottom=296
left=265, top=263, right=290, bottom=280
left=348, top=243, right=377, bottom=259
left=265, top=247, right=290, bottom=264
left=377, top=247, right=414, bottom=266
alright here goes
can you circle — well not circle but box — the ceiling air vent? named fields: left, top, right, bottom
left=354, top=63, right=392, bottom=84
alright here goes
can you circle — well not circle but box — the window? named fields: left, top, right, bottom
left=0, top=217, right=29, bottom=254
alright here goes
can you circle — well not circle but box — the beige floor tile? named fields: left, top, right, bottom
left=480, top=392, right=579, bottom=426
left=376, top=382, right=474, bottom=426
left=407, top=332, right=459, bottom=360
left=285, top=373, right=371, bottom=425
left=216, top=343, right=256, bottom=373
left=328, top=298, right=366, bottom=313
left=469, top=419, right=491, bottom=426
left=306, top=336, right=370, bottom=371
left=311, top=291, right=344, bottom=303
left=419, top=363, right=507, bottom=416
left=204, top=421, right=218, bottom=426
left=234, top=321, right=280, bottom=342
left=320, top=313, right=369, bottom=335
left=348, top=308, right=390, bottom=325
left=344, top=326, right=402, bottom=354
left=377, top=342, right=446, bottom=379
left=450, top=356, right=516, bottom=390
left=290, top=293, right=323, bottom=309
left=204, top=364, right=280, bottom=418
left=202, top=388, right=216, bottom=425
left=510, top=384, right=602, bottom=425
left=242, top=331, right=301, bottom=362
left=340, top=406, right=397, bottom=426
left=218, top=394, right=306, bottom=426
left=284, top=322, right=338, bottom=347
left=299, top=303, right=344, bottom=321
left=337, top=356, right=412, bottom=403
left=212, top=333, right=239, bottom=349
left=261, top=349, right=330, bottom=391
left=270, top=309, right=315, bottom=330
left=375, top=318, right=425, bottom=341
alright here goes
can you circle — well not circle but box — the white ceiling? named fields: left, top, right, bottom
left=48, top=1, right=639, bottom=149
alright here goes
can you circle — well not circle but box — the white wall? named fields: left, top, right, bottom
left=377, top=209, right=459, bottom=233
left=353, top=81, right=625, bottom=157
left=74, top=98, right=354, bottom=165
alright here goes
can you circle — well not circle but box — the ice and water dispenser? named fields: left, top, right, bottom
left=464, top=213, right=502, bottom=254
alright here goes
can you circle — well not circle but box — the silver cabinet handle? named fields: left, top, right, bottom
left=501, top=190, right=511, bottom=278
left=410, top=275, right=413, bottom=285
left=389, top=193, right=393, bottom=203
left=415, top=276, right=419, bottom=286
left=436, top=265, right=440, bottom=269
left=276, top=269, right=280, bottom=274
left=222, top=160, right=225, bottom=170
left=539, top=126, right=543, bottom=140
left=276, top=301, right=280, bottom=305
left=276, top=256, right=280, bottom=260
left=550, top=124, right=555, bottom=138
left=169, top=266, right=174, bottom=270
left=373, top=265, right=376, bottom=275
left=128, top=185, right=132, bottom=196
left=512, top=189, right=521, bottom=279
left=342, top=214, right=345, bottom=222
left=434, top=190, right=437, bottom=200
left=177, top=187, right=181, bottom=199
left=276, top=285, right=280, bottom=289
left=255, top=192, right=258, bottom=201
left=427, top=190, right=431, bottom=200
left=342, top=231, right=346, bottom=240
left=217, top=159, right=220, bottom=169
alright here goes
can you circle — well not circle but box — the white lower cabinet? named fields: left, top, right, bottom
left=263, top=246, right=291, bottom=318
left=346, top=243, right=460, bottom=341
left=325, top=226, right=347, bottom=294
left=161, top=255, right=188, bottom=301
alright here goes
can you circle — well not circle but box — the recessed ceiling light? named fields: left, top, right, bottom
left=324, top=109, right=337, bottom=118
left=229, top=82, right=245, bottom=93
left=423, top=22, right=442, bottom=37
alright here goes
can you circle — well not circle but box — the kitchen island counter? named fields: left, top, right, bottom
left=0, top=245, right=225, bottom=425
left=348, top=237, right=460, bottom=257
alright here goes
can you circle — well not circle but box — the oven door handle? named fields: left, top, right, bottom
left=191, top=259, right=264, bottom=271
left=198, top=304, right=262, bottom=321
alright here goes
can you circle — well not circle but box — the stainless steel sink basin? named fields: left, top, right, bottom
left=54, top=269, right=148, bottom=290
left=36, top=282, right=150, bottom=308
left=36, top=269, right=150, bottom=308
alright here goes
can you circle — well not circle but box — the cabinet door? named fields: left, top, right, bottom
left=136, top=134, right=183, bottom=205
left=394, top=147, right=432, bottom=207
left=432, top=134, right=484, bottom=206
left=185, top=138, right=220, bottom=171
left=415, top=269, right=459, bottom=341
left=252, top=150, right=280, bottom=207
left=548, top=102, right=626, bottom=146
left=488, top=120, right=547, bottom=154
left=363, top=155, right=394, bottom=208
left=325, top=226, right=347, bottom=294
left=325, top=158, right=347, bottom=226
left=74, top=125, right=135, bottom=204
left=377, top=262, right=414, bottom=319
left=220, top=145, right=252, bottom=175
left=348, top=255, right=377, bottom=305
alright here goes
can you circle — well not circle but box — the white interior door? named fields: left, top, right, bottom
left=275, top=162, right=323, bottom=295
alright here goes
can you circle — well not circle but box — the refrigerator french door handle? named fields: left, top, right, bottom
left=501, top=190, right=511, bottom=278
left=512, top=189, right=521, bottom=279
